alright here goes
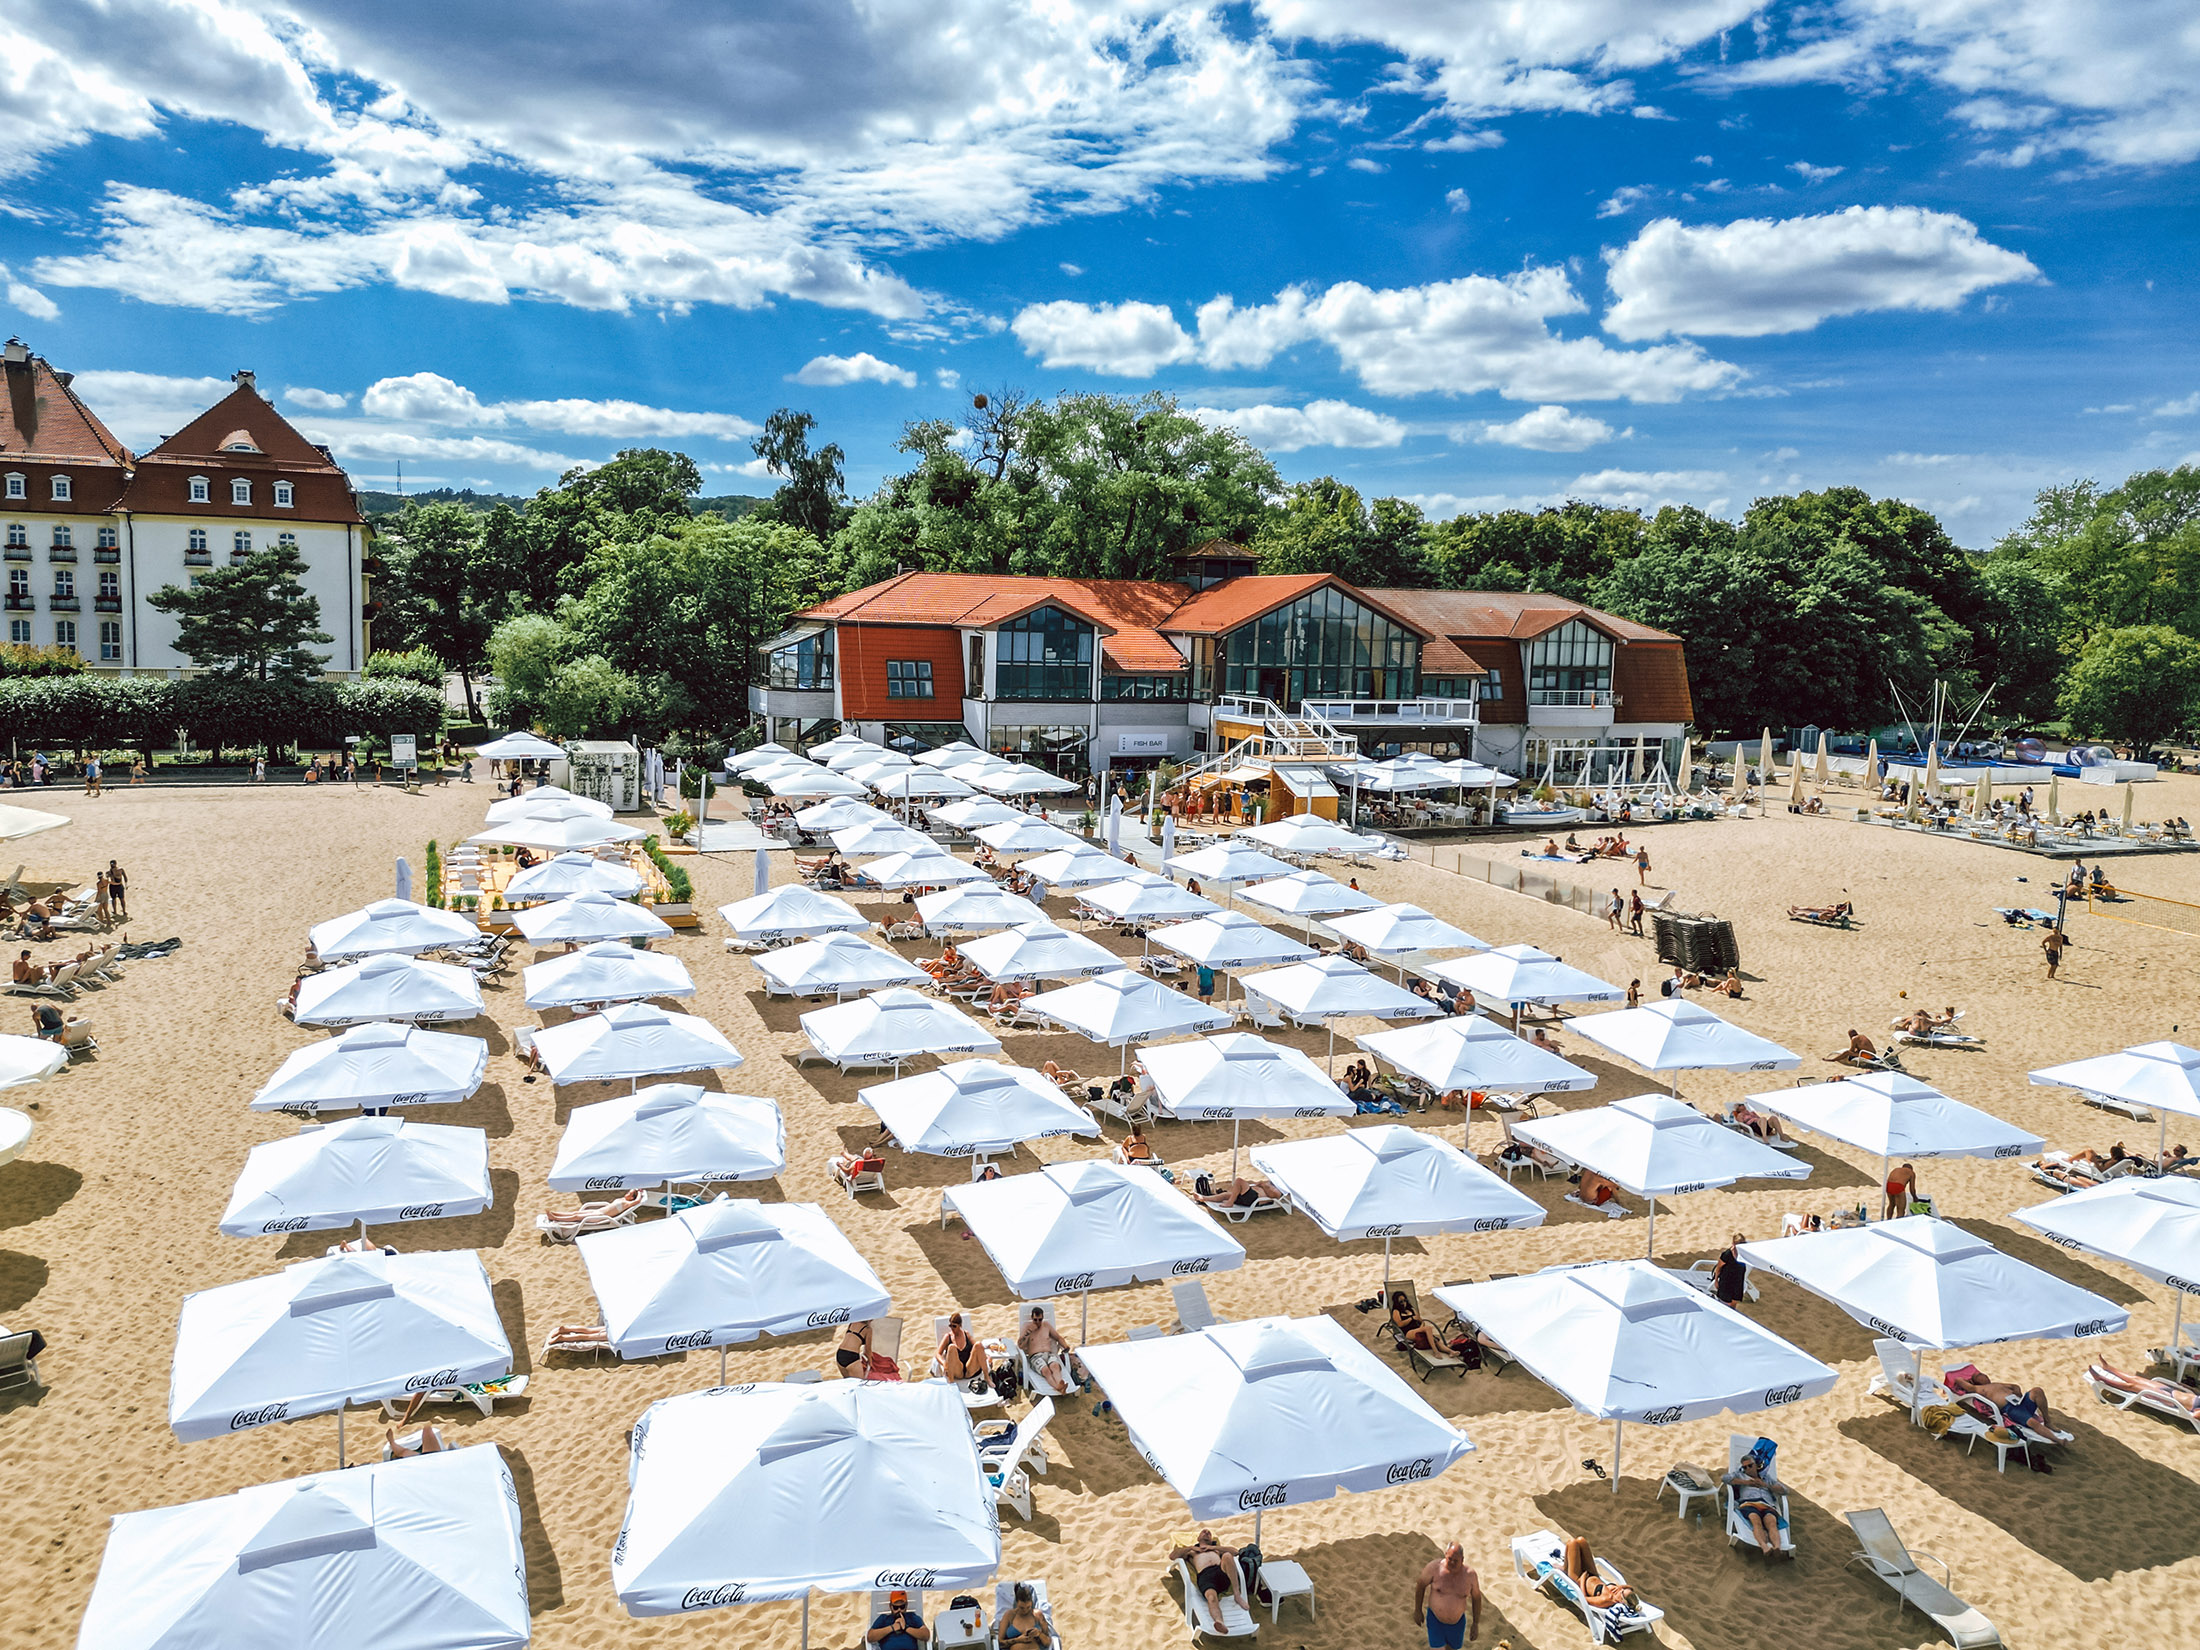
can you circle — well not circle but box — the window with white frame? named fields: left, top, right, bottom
left=274, top=480, right=294, bottom=507
left=51, top=525, right=70, bottom=548
left=53, top=619, right=75, bottom=652
left=98, top=571, right=118, bottom=599
left=7, top=619, right=28, bottom=645
left=231, top=479, right=252, bottom=505
left=54, top=570, right=73, bottom=598
left=233, top=530, right=252, bottom=554
left=187, top=528, right=208, bottom=552
left=3, top=474, right=22, bottom=500
left=4, top=524, right=23, bottom=548
left=188, top=476, right=209, bottom=503
left=50, top=475, right=71, bottom=502
left=276, top=531, right=297, bottom=550
left=96, top=526, right=117, bottom=548
left=99, top=620, right=122, bottom=661
left=6, top=569, right=25, bottom=597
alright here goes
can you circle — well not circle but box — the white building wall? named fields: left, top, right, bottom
left=1, top=509, right=118, bottom=657
left=121, top=514, right=363, bottom=675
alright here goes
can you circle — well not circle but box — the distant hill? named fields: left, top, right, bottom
left=358, top=487, right=770, bottom=521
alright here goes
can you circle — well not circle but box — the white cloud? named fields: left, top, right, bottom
left=65, top=370, right=234, bottom=447
left=357, top=370, right=758, bottom=436
left=1602, top=206, right=2042, bottom=340
left=1012, top=300, right=1195, bottom=376
left=1445, top=187, right=1470, bottom=213
left=1471, top=404, right=1622, bottom=451
left=1788, top=160, right=1844, bottom=181
left=790, top=352, right=918, bottom=388
left=307, top=427, right=580, bottom=472
left=1347, top=157, right=1387, bottom=173
left=1059, top=262, right=1084, bottom=277
left=2082, top=403, right=2135, bottom=415
left=2151, top=391, right=2200, bottom=418
left=1189, top=399, right=1406, bottom=451
left=1, top=263, right=58, bottom=320
left=1597, top=185, right=1659, bottom=218
left=936, top=368, right=963, bottom=390
left=1567, top=466, right=1729, bottom=510
left=361, top=371, right=491, bottom=425
left=1886, top=450, right=1964, bottom=465
left=707, top=457, right=778, bottom=479
left=284, top=385, right=349, bottom=411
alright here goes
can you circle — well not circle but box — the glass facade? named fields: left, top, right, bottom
left=989, top=723, right=1090, bottom=774
left=1525, top=619, right=1613, bottom=703
left=1101, top=672, right=1190, bottom=701
left=994, top=606, right=1093, bottom=700
left=1219, top=586, right=1418, bottom=704
left=883, top=721, right=977, bottom=752
left=766, top=629, right=834, bottom=690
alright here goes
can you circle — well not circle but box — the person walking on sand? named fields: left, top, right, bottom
left=1606, top=889, right=1624, bottom=932
left=1634, top=845, right=1650, bottom=886
left=105, top=860, right=128, bottom=921
left=2042, top=924, right=2068, bottom=979
left=1415, top=1543, right=1483, bottom=1648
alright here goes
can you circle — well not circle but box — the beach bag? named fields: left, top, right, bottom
left=990, top=1363, right=1022, bottom=1401
left=1193, top=1173, right=1214, bottom=1198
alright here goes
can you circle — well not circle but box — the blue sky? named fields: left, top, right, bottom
left=4, top=1, right=2197, bottom=543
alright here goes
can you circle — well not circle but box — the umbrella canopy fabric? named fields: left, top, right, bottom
left=843, top=757, right=918, bottom=790
left=974, top=817, right=1086, bottom=855
left=549, top=1085, right=785, bottom=1191
left=2012, top=1177, right=2200, bottom=1298
left=0, top=1033, right=67, bottom=1090
left=860, top=848, right=993, bottom=889
left=874, top=768, right=976, bottom=801
left=511, top=889, right=673, bottom=946
left=78, top=1444, right=530, bottom=1650
left=504, top=849, right=645, bottom=902
left=523, top=942, right=696, bottom=1010
left=1139, top=1033, right=1352, bottom=1121
left=975, top=764, right=1079, bottom=796
left=252, top=1025, right=489, bottom=1114
left=914, top=884, right=1050, bottom=933
left=0, top=801, right=69, bottom=842
left=484, top=787, right=611, bottom=824
left=1079, top=874, right=1221, bottom=924
left=824, top=744, right=894, bottom=773
left=727, top=741, right=796, bottom=773
left=219, top=1116, right=491, bottom=1238
left=1433, top=1261, right=1838, bottom=1425
left=807, top=733, right=877, bottom=762
left=533, top=1003, right=743, bottom=1086
left=469, top=804, right=647, bottom=852
left=958, top=921, right=1121, bottom=982
left=828, top=820, right=934, bottom=857
left=476, top=731, right=565, bottom=760
left=917, top=741, right=986, bottom=768
left=1238, top=870, right=1380, bottom=919
left=1237, top=817, right=1385, bottom=855
left=1165, top=844, right=1298, bottom=885
left=1239, top=956, right=1442, bottom=1023
left=945, top=1161, right=1247, bottom=1299
left=578, top=1197, right=891, bottom=1359
left=1748, top=1071, right=2044, bottom=1164
left=860, top=1059, right=1100, bottom=1156
left=1357, top=1016, right=1598, bottom=1095
left=1738, top=1216, right=2130, bottom=1351
left=613, top=1381, right=1000, bottom=1616
left=1078, top=1316, right=1472, bottom=1521
left=1024, top=969, right=1233, bottom=1047
left=1516, top=1094, right=1810, bottom=1197
left=768, top=767, right=868, bottom=799
left=799, top=989, right=1002, bottom=1066
left=791, top=797, right=889, bottom=832
left=933, top=797, right=1026, bottom=829
left=1324, top=903, right=1489, bottom=958
left=309, top=899, right=481, bottom=962
left=751, top=933, right=929, bottom=998
left=1020, top=847, right=1133, bottom=889
left=719, top=885, right=868, bottom=941
left=1149, top=911, right=1318, bottom=971
left=1429, top=944, right=1625, bottom=1008
left=2029, top=1041, right=2200, bottom=1125
left=1568, top=1000, right=1800, bottom=1078
left=170, top=1250, right=511, bottom=1442
left=1251, top=1125, right=1544, bottom=1239
left=293, top=954, right=484, bottom=1027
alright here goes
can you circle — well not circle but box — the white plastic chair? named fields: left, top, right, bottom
left=1720, top=1435, right=1794, bottom=1556
left=1845, top=1508, right=2004, bottom=1648
left=1170, top=1280, right=1226, bottom=1333
left=1510, top=1529, right=1664, bottom=1646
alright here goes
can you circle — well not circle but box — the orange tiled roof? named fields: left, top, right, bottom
left=1366, top=588, right=1678, bottom=644
left=0, top=351, right=131, bottom=465
left=1101, top=628, right=1187, bottom=673
left=1417, top=637, right=1485, bottom=678
left=802, top=572, right=1190, bottom=632
left=1161, top=573, right=1437, bottom=638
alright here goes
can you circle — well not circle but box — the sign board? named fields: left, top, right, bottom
left=390, top=734, right=417, bottom=767
left=1116, top=732, right=1171, bottom=755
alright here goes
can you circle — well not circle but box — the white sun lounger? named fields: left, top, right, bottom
left=1721, top=1434, right=1794, bottom=1555
left=1171, top=1280, right=1227, bottom=1333
left=1016, top=1304, right=1076, bottom=1398
left=831, top=1154, right=887, bottom=1198
left=976, top=1394, right=1053, bottom=1478
left=1845, top=1508, right=2003, bottom=1648
left=1173, top=1552, right=1258, bottom=1640
left=380, top=1373, right=530, bottom=1418
left=985, top=1397, right=1051, bottom=1521
left=2084, top=1363, right=2200, bottom=1434
left=1866, top=1340, right=2044, bottom=1471
left=1511, top=1529, right=1664, bottom=1645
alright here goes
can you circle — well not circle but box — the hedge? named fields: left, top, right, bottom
left=644, top=835, right=693, bottom=903
left=0, top=674, right=445, bottom=753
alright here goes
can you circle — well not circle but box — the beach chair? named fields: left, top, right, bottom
left=866, top=1590, right=931, bottom=1645
left=1845, top=1508, right=2003, bottom=1648
left=782, top=1367, right=824, bottom=1385
left=380, top=1373, right=530, bottom=1418
left=1494, top=1141, right=1567, bottom=1182
left=1171, top=1280, right=1227, bottom=1333
left=1235, top=1001, right=1286, bottom=1031
left=989, top=1582, right=1061, bottom=1650
left=831, top=1153, right=887, bottom=1198
left=534, top=1197, right=643, bottom=1242
left=861, top=1316, right=905, bottom=1382
left=2083, top=1363, right=2200, bottom=1433
left=1721, top=1435, right=1794, bottom=1555
left=59, top=1018, right=96, bottom=1058
left=985, top=1399, right=1051, bottom=1521
left=1439, top=1278, right=1518, bottom=1373
left=1172, top=1551, right=1258, bottom=1640
left=1377, top=1282, right=1466, bottom=1382
left=929, top=1314, right=1006, bottom=1383
left=1510, top=1529, right=1664, bottom=1646
left=1016, top=1305, right=1076, bottom=1397
left=0, top=1330, right=42, bottom=1395
left=1865, top=1340, right=2029, bottom=1471
left=1564, top=1188, right=1631, bottom=1219
left=884, top=918, right=926, bottom=942
left=976, top=1395, right=1053, bottom=1477
left=1201, top=1179, right=1285, bottom=1223
left=1678, top=1258, right=1759, bottom=1303
left=1113, top=1139, right=1169, bottom=1175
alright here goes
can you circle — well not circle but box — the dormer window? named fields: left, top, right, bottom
left=3, top=474, right=21, bottom=501
left=188, top=476, right=209, bottom=503
left=219, top=429, right=260, bottom=453
left=49, top=475, right=71, bottom=502
left=231, top=479, right=252, bottom=506
left=273, top=480, right=294, bottom=508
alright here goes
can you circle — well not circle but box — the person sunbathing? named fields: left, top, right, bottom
left=1899, top=1007, right=1937, bottom=1036
left=834, top=1319, right=874, bottom=1378
left=1019, top=1307, right=1080, bottom=1395
left=384, top=1390, right=447, bottom=1458
left=2068, top=1141, right=2132, bottom=1169
left=1723, top=1447, right=1787, bottom=1556
left=542, top=1189, right=645, bottom=1227
left=1729, top=1102, right=1791, bottom=1144
left=1563, top=833, right=1583, bottom=854
left=545, top=1322, right=610, bottom=1347
left=2158, top=1143, right=2196, bottom=1172
left=921, top=943, right=962, bottom=978
left=1040, top=1059, right=1082, bottom=1093
left=1825, top=1029, right=1878, bottom=1066
left=1529, top=1026, right=1562, bottom=1054
left=937, top=1311, right=984, bottom=1382
left=1561, top=1536, right=1635, bottom=1609
left=1118, top=1122, right=1161, bottom=1165
left=1195, top=1174, right=1283, bottom=1211
left=2089, top=1362, right=2200, bottom=1414
left=833, top=1134, right=890, bottom=1183
left=1788, top=900, right=1852, bottom=922
left=12, top=949, right=48, bottom=986
left=987, top=980, right=1031, bottom=1012
left=997, top=1581, right=1053, bottom=1648
left=1169, top=1531, right=1250, bottom=1618
left=1541, top=839, right=1561, bottom=858
left=1713, top=969, right=1744, bottom=999
left=1573, top=1169, right=1622, bottom=1209
left=1947, top=1366, right=2067, bottom=1437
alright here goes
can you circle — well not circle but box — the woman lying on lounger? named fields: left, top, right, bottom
left=937, top=1311, right=984, bottom=1382
left=1788, top=900, right=1853, bottom=922
left=1194, top=1174, right=1283, bottom=1211
left=1388, top=1291, right=1485, bottom=1360
left=2090, top=1362, right=2200, bottom=1414
left=1561, top=1536, right=1635, bottom=1608
left=540, top=1189, right=646, bottom=1227
left=384, top=1390, right=447, bottom=1458
left=1728, top=1102, right=1791, bottom=1144
left=1723, top=1446, right=1788, bottom=1556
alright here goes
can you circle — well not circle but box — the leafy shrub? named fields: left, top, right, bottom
left=364, top=647, right=446, bottom=689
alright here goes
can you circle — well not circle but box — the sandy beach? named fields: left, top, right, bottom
left=6, top=772, right=2198, bottom=1650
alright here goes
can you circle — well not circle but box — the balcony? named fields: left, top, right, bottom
left=1300, top=697, right=1480, bottom=727
left=2, top=593, right=31, bottom=612
left=48, top=595, right=79, bottom=612
left=94, top=595, right=123, bottom=613
left=184, top=551, right=212, bottom=567
left=93, top=546, right=120, bottom=564
left=1524, top=687, right=1619, bottom=729
left=47, top=545, right=75, bottom=563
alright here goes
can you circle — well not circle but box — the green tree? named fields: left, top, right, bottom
left=509, top=449, right=703, bottom=608
left=1424, top=502, right=1647, bottom=598
left=1997, top=467, right=2200, bottom=642
left=1972, top=557, right=2070, bottom=722
left=0, top=642, right=86, bottom=678
left=372, top=500, right=493, bottom=717
left=146, top=544, right=333, bottom=680
left=362, top=647, right=446, bottom=690
left=540, top=654, right=642, bottom=740
left=1252, top=480, right=1432, bottom=588
left=2057, top=625, right=2200, bottom=747
left=483, top=612, right=571, bottom=730
left=752, top=409, right=847, bottom=543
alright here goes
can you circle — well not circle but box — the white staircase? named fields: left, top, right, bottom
left=1173, top=698, right=1359, bottom=788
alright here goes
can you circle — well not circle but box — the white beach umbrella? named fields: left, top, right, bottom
left=807, top=733, right=877, bottom=762
left=1358, top=1015, right=1598, bottom=1099
left=791, top=796, right=889, bottom=832
left=484, top=785, right=612, bottom=824
left=944, top=1160, right=1247, bottom=1337
left=505, top=849, right=646, bottom=901
left=1747, top=1071, right=2044, bottom=1192
left=860, top=1059, right=1100, bottom=1157
left=1020, top=846, right=1132, bottom=891
left=1739, top=1216, right=2129, bottom=1419
left=752, top=932, right=930, bottom=999
left=770, top=767, right=869, bottom=799
left=917, top=740, right=986, bottom=768
left=720, top=884, right=869, bottom=942
left=309, top=898, right=481, bottom=962
left=1434, top=1261, right=1838, bottom=1493
left=252, top=1024, right=489, bottom=1115
left=0, top=802, right=68, bottom=842
left=958, top=920, right=1121, bottom=982
left=78, top=1445, right=530, bottom=1650
left=0, top=1033, right=66, bottom=1090
left=1240, top=955, right=1442, bottom=1070
left=861, top=848, right=993, bottom=890
left=974, top=817, right=1086, bottom=855
left=476, top=730, right=564, bottom=760
left=914, top=883, right=1049, bottom=934
left=1023, top=969, right=1233, bottom=1068
left=1078, top=1316, right=1472, bottom=1543
left=293, top=953, right=484, bottom=1028
left=823, top=742, right=892, bottom=773
left=747, top=755, right=824, bottom=785
left=170, top=1250, right=511, bottom=1457
left=2013, top=1177, right=2200, bottom=1349
left=874, top=768, right=977, bottom=801
left=829, top=819, right=934, bottom=857
left=511, top=889, right=673, bottom=947
left=800, top=988, right=1002, bottom=1073
left=579, top=1197, right=891, bottom=1377
left=933, top=796, right=1026, bottom=829
left=1238, top=869, right=1380, bottom=936
left=728, top=741, right=796, bottom=773
left=1237, top=816, right=1385, bottom=855
left=1430, top=944, right=1625, bottom=1017
left=1567, top=999, right=1800, bottom=1097
left=548, top=1084, right=785, bottom=1192
left=1325, top=902, right=1490, bottom=963
left=843, top=757, right=919, bottom=790
left=1141, top=1031, right=1353, bottom=1177
left=1079, top=872, right=1222, bottom=926
left=2029, top=1041, right=2200, bottom=1161
left=534, top=1003, right=743, bottom=1087
left=1515, top=1094, right=1810, bottom=1254
left=469, top=803, right=648, bottom=852
left=1165, top=843, right=1298, bottom=889
left=523, top=941, right=695, bottom=1010
left=613, top=1382, right=999, bottom=1628
left=1151, top=910, right=1319, bottom=977
left=975, top=763, right=1080, bottom=796
left=219, top=1115, right=491, bottom=1240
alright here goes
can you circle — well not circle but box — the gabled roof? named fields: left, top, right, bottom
left=120, top=375, right=363, bottom=524
left=137, top=379, right=337, bottom=469
left=1365, top=588, right=1679, bottom=645
left=0, top=349, right=131, bottom=465
left=1161, top=573, right=1436, bottom=638
left=1417, top=637, right=1485, bottom=678
left=803, top=572, right=1191, bottom=633
left=1100, top=628, right=1187, bottom=673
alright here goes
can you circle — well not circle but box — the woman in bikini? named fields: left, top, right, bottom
left=834, top=1319, right=873, bottom=1378
left=1562, top=1535, right=1635, bottom=1608
left=936, top=1311, right=982, bottom=1382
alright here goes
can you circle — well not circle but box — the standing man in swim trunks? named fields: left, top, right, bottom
left=1415, top=1543, right=1483, bottom=1647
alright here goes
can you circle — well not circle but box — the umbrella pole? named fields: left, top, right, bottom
left=2173, top=1291, right=2186, bottom=1353
left=1612, top=1418, right=1623, bottom=1495
left=719, top=1346, right=728, bottom=1386
left=802, top=1594, right=810, bottom=1650
left=1231, top=1117, right=1242, bottom=1184
left=1254, top=1507, right=1263, bottom=1548
left=1912, top=1346, right=1926, bottom=1426
left=1383, top=1233, right=1392, bottom=1292
left=1080, top=1288, right=1090, bottom=1344
left=337, top=1404, right=346, bottom=1469
left=1644, top=1200, right=1655, bottom=1258
left=1327, top=1021, right=1336, bottom=1076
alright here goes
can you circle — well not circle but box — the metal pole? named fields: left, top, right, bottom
left=719, top=1346, right=728, bottom=1385
left=1230, top=1117, right=1241, bottom=1184
left=337, top=1404, right=346, bottom=1468
left=1644, top=1199, right=1655, bottom=1259
left=1080, top=1288, right=1090, bottom=1344
left=1383, top=1233, right=1392, bottom=1292
left=801, top=1594, right=810, bottom=1650
left=1612, top=1418, right=1623, bottom=1495
left=1912, top=1346, right=1926, bottom=1425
